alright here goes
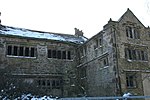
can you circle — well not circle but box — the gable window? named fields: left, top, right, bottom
left=126, top=73, right=137, bottom=88
left=126, top=26, right=140, bottom=39
left=6, top=45, right=36, bottom=58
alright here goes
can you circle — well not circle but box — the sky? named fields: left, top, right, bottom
left=0, top=0, right=150, bottom=38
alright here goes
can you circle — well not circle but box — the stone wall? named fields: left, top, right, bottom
left=0, top=36, right=78, bottom=97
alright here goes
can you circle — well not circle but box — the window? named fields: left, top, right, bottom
left=67, top=51, right=71, bottom=60
left=48, top=49, right=52, bottom=58
left=80, top=67, right=86, bottom=78
left=7, top=45, right=12, bottom=55
left=52, top=50, right=56, bottom=58
left=47, top=80, right=50, bottom=86
left=37, top=79, right=62, bottom=89
left=6, top=45, right=36, bottom=58
left=103, top=57, right=109, bottom=66
left=62, top=51, right=66, bottom=59
left=126, top=73, right=137, bottom=88
left=57, top=50, right=61, bottom=59
left=47, top=49, right=72, bottom=60
left=99, top=38, right=103, bottom=46
left=125, top=48, right=148, bottom=61
left=25, top=47, right=29, bottom=56
left=31, top=47, right=35, bottom=57
left=13, top=46, right=18, bottom=56
left=19, top=47, right=24, bottom=56
left=126, top=26, right=140, bottom=39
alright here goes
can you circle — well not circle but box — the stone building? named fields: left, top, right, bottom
left=0, top=8, right=150, bottom=97
left=0, top=23, right=87, bottom=97
left=77, top=8, right=150, bottom=97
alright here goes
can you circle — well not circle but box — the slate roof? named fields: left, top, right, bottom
left=0, top=25, right=87, bottom=44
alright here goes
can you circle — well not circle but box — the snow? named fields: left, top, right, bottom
left=123, top=92, right=132, bottom=97
left=0, top=93, right=57, bottom=100
left=0, top=25, right=87, bottom=44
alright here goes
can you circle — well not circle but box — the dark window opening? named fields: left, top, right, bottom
left=48, top=49, right=52, bottom=58
left=52, top=80, right=55, bottom=88
left=25, top=47, right=29, bottom=56
left=52, top=50, right=56, bottom=58
left=132, top=50, right=136, bottom=60
left=99, top=38, right=103, bottom=46
left=47, top=80, right=50, bottom=86
left=141, top=51, right=145, bottom=60
left=38, top=80, right=41, bottom=86
left=67, top=51, right=71, bottom=60
left=7, top=45, right=12, bottom=55
left=128, top=49, right=132, bottom=60
left=30, top=47, right=35, bottom=57
left=19, top=46, right=24, bottom=56
left=126, top=74, right=136, bottom=88
left=57, top=50, right=61, bottom=59
left=13, top=46, right=18, bottom=56
left=42, top=80, right=46, bottom=86
left=62, top=51, right=66, bottom=59
left=103, top=58, right=109, bottom=66
left=126, top=26, right=140, bottom=39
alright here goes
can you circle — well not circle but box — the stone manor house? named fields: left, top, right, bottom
left=0, top=9, right=150, bottom=97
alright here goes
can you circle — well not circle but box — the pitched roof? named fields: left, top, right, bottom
left=118, top=8, right=145, bottom=27
left=0, top=25, right=87, bottom=44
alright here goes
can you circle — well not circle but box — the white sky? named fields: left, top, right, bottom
left=0, top=0, right=150, bottom=38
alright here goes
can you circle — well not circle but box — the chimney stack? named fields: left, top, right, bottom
left=74, top=28, right=84, bottom=37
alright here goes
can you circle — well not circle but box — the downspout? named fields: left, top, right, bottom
left=113, top=25, right=122, bottom=96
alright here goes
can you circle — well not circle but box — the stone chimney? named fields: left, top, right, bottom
left=74, top=28, right=84, bottom=37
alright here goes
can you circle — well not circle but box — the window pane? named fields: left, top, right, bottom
left=48, top=49, right=52, bottom=58
left=126, top=27, right=129, bottom=37
left=128, top=49, right=132, bottom=60
left=13, top=46, right=18, bottom=56
left=25, top=47, right=29, bottom=56
left=141, top=51, right=145, bottom=60
left=57, top=50, right=61, bottom=59
left=19, top=46, right=24, bottom=56
left=62, top=51, right=66, bottom=59
left=47, top=80, right=50, bottom=86
left=52, top=50, right=56, bottom=58
left=42, top=80, right=46, bottom=86
left=30, top=47, right=35, bottom=57
left=7, top=45, right=12, bottom=55
left=67, top=51, right=71, bottom=60
left=132, top=50, right=136, bottom=60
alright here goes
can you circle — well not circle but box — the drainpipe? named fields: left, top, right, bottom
left=113, top=25, right=122, bottom=96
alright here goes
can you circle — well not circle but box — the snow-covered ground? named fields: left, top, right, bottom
left=0, top=93, right=58, bottom=100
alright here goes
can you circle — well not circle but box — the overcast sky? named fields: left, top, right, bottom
left=0, top=0, right=150, bottom=38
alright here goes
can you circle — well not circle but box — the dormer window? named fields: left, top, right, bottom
left=126, top=26, right=140, bottom=39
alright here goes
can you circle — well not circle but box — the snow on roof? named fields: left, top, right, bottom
left=0, top=25, right=87, bottom=44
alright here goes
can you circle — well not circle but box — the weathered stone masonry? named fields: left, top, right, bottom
left=0, top=9, right=150, bottom=97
